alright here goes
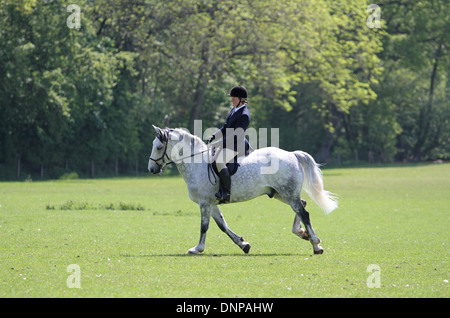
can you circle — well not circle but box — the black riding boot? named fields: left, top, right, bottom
left=215, top=168, right=231, bottom=203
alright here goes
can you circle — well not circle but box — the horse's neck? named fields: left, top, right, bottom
left=168, top=135, right=205, bottom=161
left=168, top=137, right=207, bottom=180
left=174, top=153, right=207, bottom=186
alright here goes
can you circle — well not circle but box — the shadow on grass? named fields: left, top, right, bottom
left=119, top=252, right=310, bottom=258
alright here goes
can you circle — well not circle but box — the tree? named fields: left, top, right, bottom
left=380, top=0, right=449, bottom=161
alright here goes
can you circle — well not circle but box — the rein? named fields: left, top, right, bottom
left=149, top=130, right=217, bottom=184
left=172, top=148, right=211, bottom=164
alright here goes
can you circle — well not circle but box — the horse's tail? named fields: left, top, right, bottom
left=294, top=151, right=338, bottom=215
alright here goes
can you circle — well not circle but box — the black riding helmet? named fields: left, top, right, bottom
left=228, top=85, right=248, bottom=99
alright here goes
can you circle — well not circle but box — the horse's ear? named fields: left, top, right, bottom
left=152, top=125, right=162, bottom=134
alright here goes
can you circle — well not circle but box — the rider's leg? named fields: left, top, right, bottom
left=215, top=148, right=237, bottom=203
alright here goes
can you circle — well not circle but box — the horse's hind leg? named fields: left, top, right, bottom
left=292, top=214, right=309, bottom=241
left=212, top=205, right=251, bottom=254
left=275, top=193, right=309, bottom=241
left=292, top=200, right=309, bottom=240
left=290, top=198, right=323, bottom=254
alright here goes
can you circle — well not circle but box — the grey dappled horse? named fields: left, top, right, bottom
left=148, top=126, right=338, bottom=255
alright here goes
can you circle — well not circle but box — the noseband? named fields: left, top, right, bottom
left=149, top=130, right=173, bottom=170
left=149, top=129, right=213, bottom=173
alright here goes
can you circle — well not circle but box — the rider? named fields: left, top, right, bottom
left=206, top=85, right=251, bottom=203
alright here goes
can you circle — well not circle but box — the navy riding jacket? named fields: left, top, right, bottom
left=217, top=104, right=251, bottom=156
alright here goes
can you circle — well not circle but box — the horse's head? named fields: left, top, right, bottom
left=149, top=125, right=207, bottom=174
left=148, top=125, right=171, bottom=174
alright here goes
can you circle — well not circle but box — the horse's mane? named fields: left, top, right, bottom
left=169, top=128, right=207, bottom=150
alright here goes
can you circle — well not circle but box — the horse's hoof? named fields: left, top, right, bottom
left=187, top=248, right=203, bottom=255
left=242, top=243, right=251, bottom=254
left=313, top=247, right=324, bottom=255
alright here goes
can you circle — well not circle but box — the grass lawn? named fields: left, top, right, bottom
left=0, top=163, right=448, bottom=297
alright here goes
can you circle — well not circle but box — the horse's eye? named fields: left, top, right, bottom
left=157, top=146, right=163, bottom=151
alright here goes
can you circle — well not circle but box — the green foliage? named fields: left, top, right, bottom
left=46, top=200, right=145, bottom=211
left=377, top=0, right=450, bottom=161
left=0, top=0, right=448, bottom=180
left=59, top=172, right=79, bottom=180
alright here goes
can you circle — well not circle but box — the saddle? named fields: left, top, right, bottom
left=207, top=144, right=253, bottom=189
left=210, top=156, right=240, bottom=177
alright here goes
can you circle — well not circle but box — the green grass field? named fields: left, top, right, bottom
left=0, top=164, right=448, bottom=298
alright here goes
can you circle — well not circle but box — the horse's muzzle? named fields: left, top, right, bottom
left=149, top=166, right=160, bottom=174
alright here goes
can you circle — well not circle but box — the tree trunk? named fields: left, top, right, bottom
left=189, top=55, right=209, bottom=131
left=412, top=42, right=442, bottom=161
left=336, top=151, right=342, bottom=166
left=341, top=113, right=359, bottom=163
left=188, top=32, right=214, bottom=132
left=91, top=159, right=95, bottom=178
left=135, top=159, right=139, bottom=176
left=17, top=152, right=21, bottom=180
left=189, top=82, right=207, bottom=132
left=316, top=132, right=334, bottom=163
left=368, top=150, right=374, bottom=163
left=115, top=157, right=119, bottom=176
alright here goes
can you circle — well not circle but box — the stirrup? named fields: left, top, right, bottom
left=215, top=190, right=230, bottom=203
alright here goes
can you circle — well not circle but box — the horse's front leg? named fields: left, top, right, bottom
left=187, top=201, right=212, bottom=254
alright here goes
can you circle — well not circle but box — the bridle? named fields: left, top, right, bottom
left=148, top=130, right=172, bottom=171
left=149, top=129, right=217, bottom=183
